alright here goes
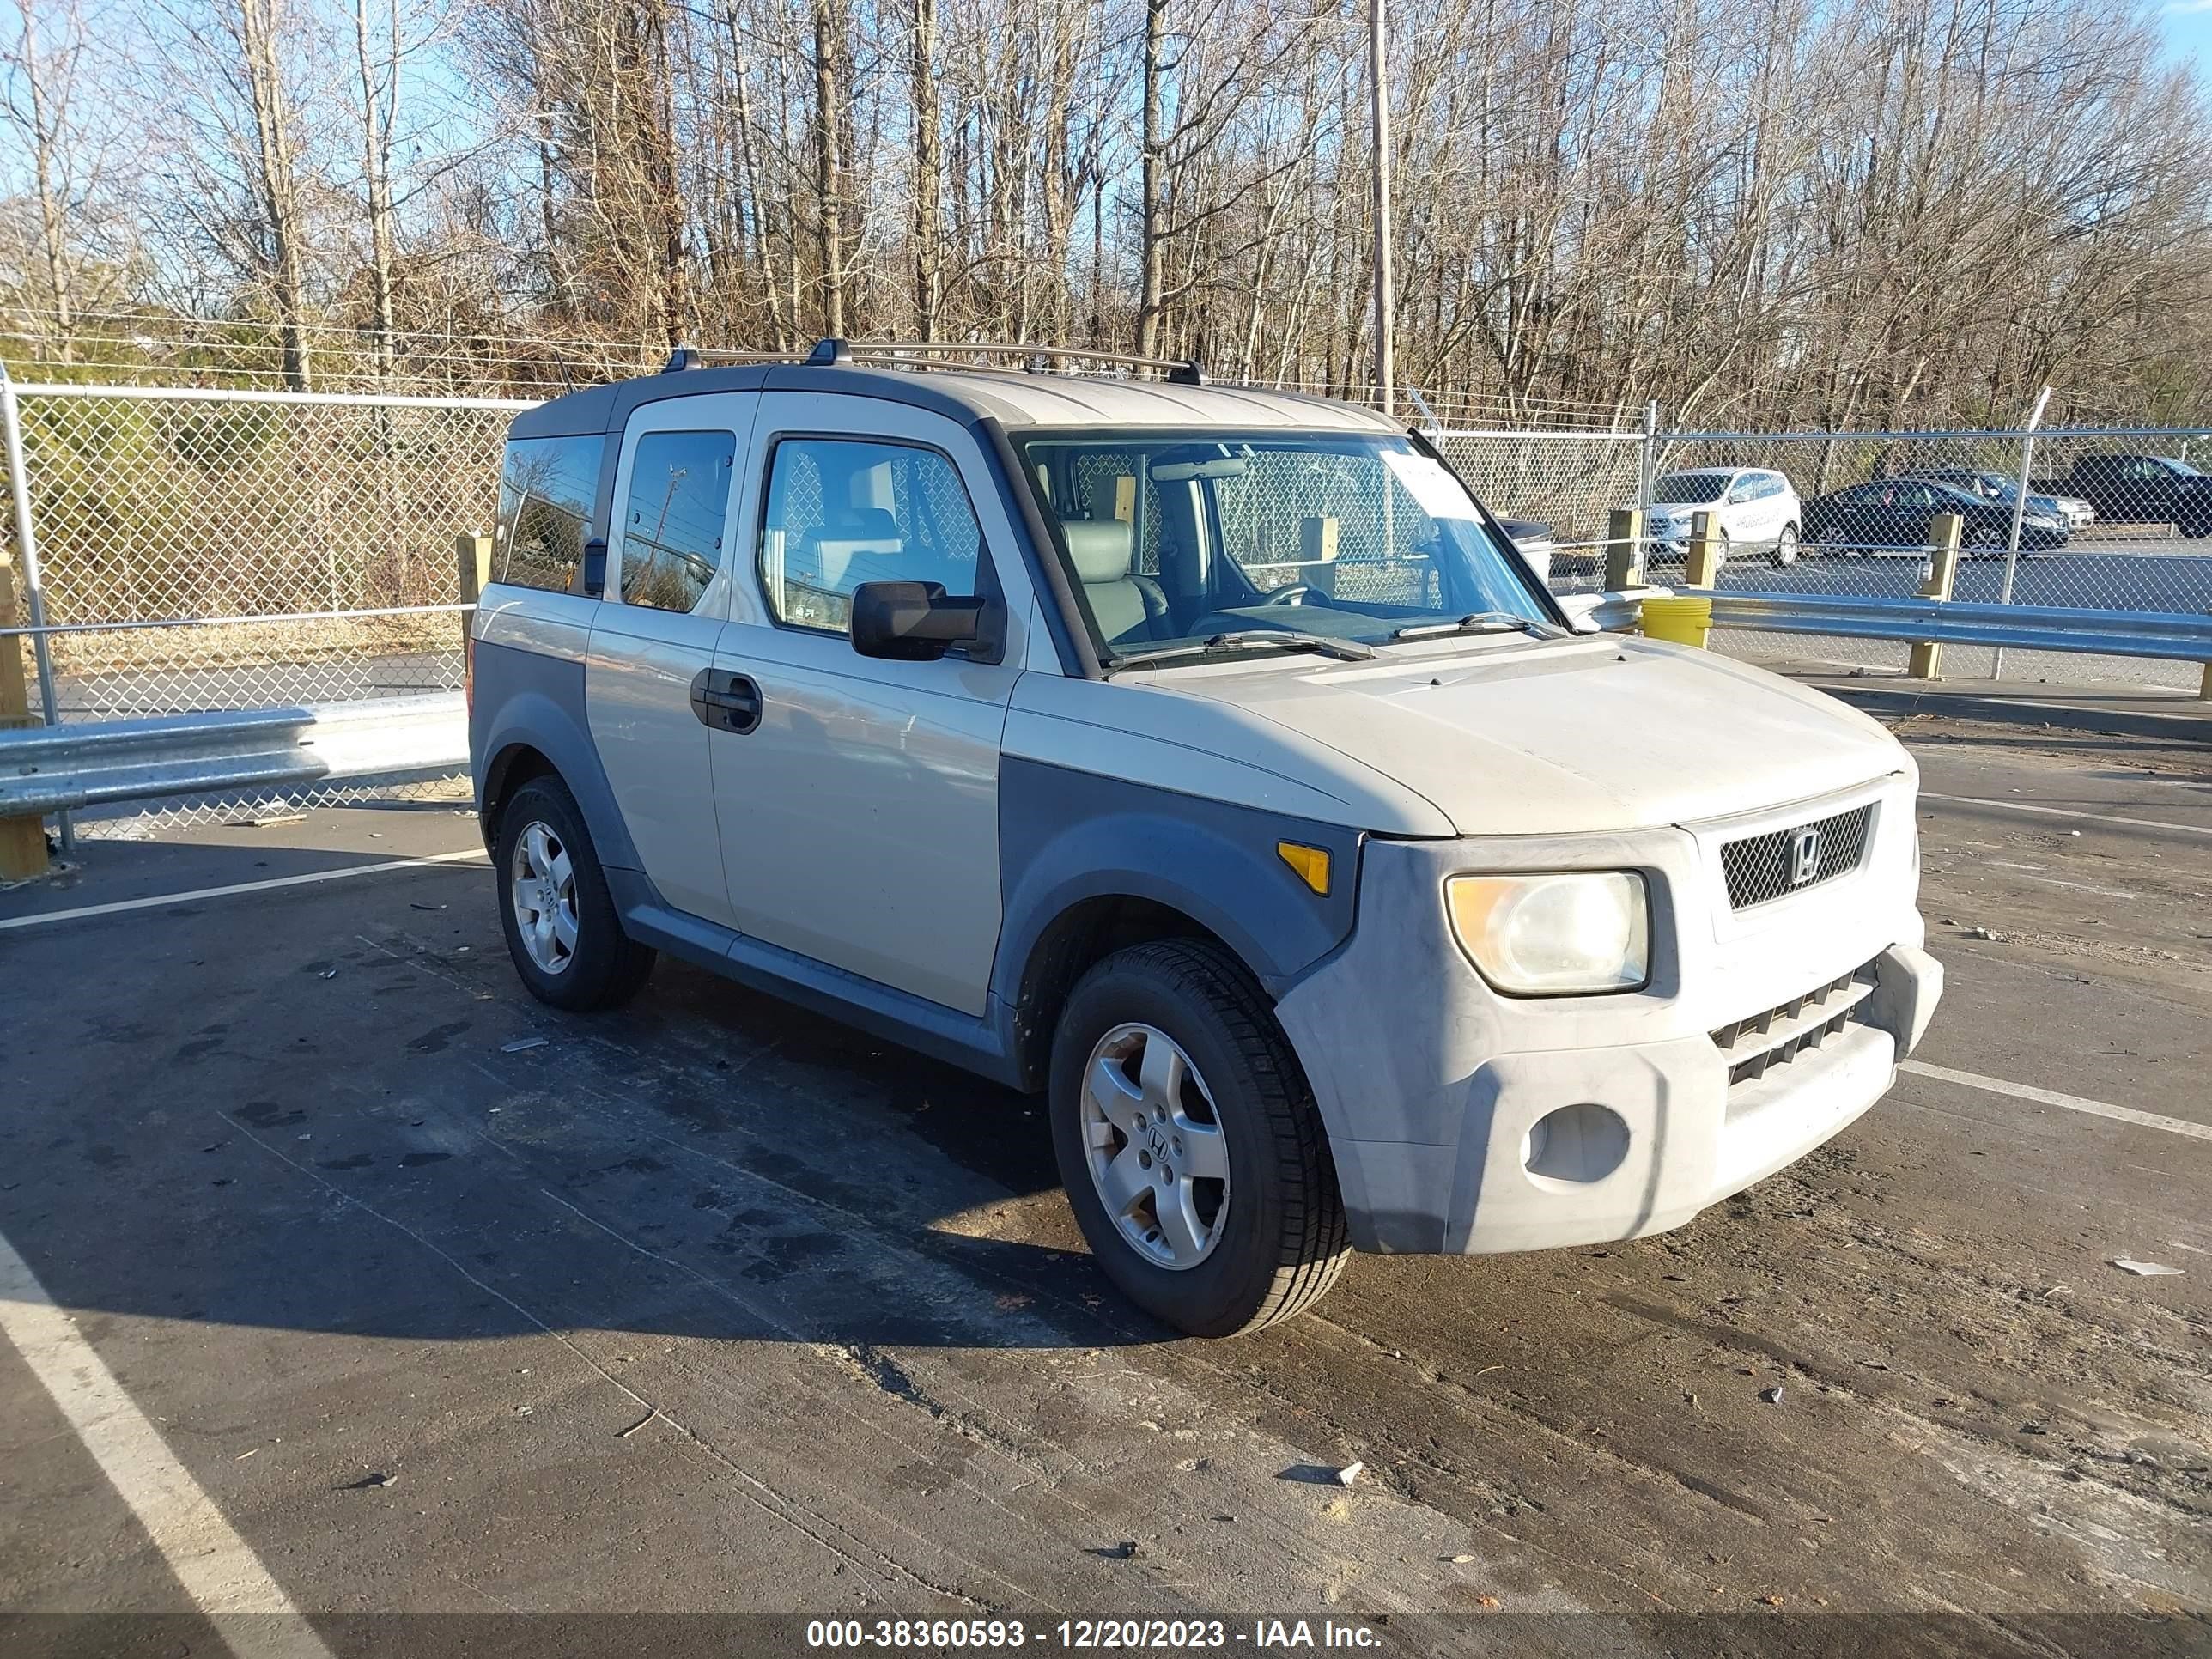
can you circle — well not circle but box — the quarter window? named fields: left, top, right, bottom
left=618, top=430, right=735, bottom=613
left=758, top=438, right=986, bottom=634
left=495, top=434, right=604, bottom=593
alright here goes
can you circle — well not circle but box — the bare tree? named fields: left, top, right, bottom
left=234, top=0, right=316, bottom=387
left=0, top=0, right=127, bottom=361
left=17, top=0, right=2212, bottom=423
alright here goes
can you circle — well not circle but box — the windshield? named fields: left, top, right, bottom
left=1650, top=472, right=1729, bottom=503
left=1930, top=471, right=2005, bottom=497
left=1018, top=431, right=1553, bottom=662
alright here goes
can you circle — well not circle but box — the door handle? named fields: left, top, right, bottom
left=690, top=668, right=762, bottom=734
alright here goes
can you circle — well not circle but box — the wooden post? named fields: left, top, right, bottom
left=1604, top=507, right=1644, bottom=592
left=456, top=532, right=492, bottom=606
left=1683, top=509, right=1720, bottom=588
left=1908, top=513, right=1962, bottom=681
left=1298, top=515, right=1340, bottom=599
left=456, top=532, right=491, bottom=638
left=0, top=550, right=50, bottom=879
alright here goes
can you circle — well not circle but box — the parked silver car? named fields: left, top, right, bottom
left=468, top=341, right=1942, bottom=1336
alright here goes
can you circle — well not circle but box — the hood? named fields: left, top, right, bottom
left=1170, top=635, right=1908, bottom=836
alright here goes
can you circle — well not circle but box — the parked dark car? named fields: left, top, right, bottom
left=2039, top=453, right=2212, bottom=535
left=1905, top=468, right=2093, bottom=530
left=1802, top=478, right=2068, bottom=557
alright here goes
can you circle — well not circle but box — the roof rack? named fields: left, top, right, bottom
left=661, top=346, right=805, bottom=373
left=664, top=337, right=1206, bottom=386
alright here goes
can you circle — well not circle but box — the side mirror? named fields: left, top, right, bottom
left=849, top=580, right=996, bottom=662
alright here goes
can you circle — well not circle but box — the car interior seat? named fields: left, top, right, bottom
left=795, top=506, right=905, bottom=593
left=1062, top=519, right=1170, bottom=644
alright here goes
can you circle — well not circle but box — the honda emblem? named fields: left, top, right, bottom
left=1789, top=827, right=1822, bottom=886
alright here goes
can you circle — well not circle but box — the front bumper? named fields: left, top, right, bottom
left=1276, top=779, right=1942, bottom=1255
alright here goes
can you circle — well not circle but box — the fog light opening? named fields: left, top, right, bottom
left=1522, top=1103, right=1631, bottom=1185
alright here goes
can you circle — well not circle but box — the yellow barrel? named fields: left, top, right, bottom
left=1638, top=595, right=1713, bottom=649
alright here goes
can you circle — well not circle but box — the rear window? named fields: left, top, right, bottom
left=1652, top=472, right=1729, bottom=503
left=495, top=433, right=605, bottom=592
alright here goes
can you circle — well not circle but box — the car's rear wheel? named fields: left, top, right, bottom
left=495, top=776, right=655, bottom=1012
left=1048, top=939, right=1347, bottom=1338
left=1771, top=523, right=1800, bottom=568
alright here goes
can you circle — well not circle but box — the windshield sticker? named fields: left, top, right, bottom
left=1380, top=450, right=1475, bottom=520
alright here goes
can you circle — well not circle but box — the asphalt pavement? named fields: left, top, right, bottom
left=0, top=714, right=2207, bottom=1659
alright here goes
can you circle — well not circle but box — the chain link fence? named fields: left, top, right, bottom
left=1437, top=422, right=2212, bottom=689
left=5, top=383, right=2207, bottom=784
left=0, top=382, right=528, bottom=836
left=1434, top=428, right=1648, bottom=592
left=3, top=384, right=528, bottom=720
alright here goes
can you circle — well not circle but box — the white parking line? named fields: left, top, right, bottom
left=0, top=1228, right=337, bottom=1658
left=1899, top=1059, right=2212, bottom=1142
left=0, top=848, right=487, bottom=933
left=1920, top=793, right=2212, bottom=839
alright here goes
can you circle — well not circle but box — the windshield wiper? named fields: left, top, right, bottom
left=1106, top=629, right=1376, bottom=673
left=1386, top=611, right=1567, bottom=643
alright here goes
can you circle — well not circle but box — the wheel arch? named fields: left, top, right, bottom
left=1005, top=892, right=1259, bottom=1093
left=470, top=661, right=641, bottom=872
left=479, top=740, right=556, bottom=848
left=994, top=759, right=1364, bottom=1095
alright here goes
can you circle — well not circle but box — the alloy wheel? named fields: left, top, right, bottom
left=1079, top=1022, right=1231, bottom=1270
left=509, top=819, right=579, bottom=975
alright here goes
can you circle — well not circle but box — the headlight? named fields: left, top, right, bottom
left=1445, top=872, right=1651, bottom=994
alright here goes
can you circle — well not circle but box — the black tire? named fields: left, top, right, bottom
left=1771, top=523, right=1800, bottom=568
left=1048, top=939, right=1348, bottom=1338
left=493, top=775, right=655, bottom=1012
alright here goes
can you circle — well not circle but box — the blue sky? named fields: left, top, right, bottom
left=2165, top=2, right=2212, bottom=70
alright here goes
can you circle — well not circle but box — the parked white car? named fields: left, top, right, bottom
left=1644, top=467, right=1803, bottom=567
left=470, top=343, right=1941, bottom=1337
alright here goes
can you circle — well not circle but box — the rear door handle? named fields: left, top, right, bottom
left=690, top=668, right=762, bottom=734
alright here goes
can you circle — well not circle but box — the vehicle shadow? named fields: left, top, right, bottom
left=3, top=892, right=1188, bottom=1356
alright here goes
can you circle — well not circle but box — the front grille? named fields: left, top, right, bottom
left=1720, top=803, right=1874, bottom=910
left=1711, top=961, right=1879, bottom=1087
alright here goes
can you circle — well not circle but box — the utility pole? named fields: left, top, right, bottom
left=1369, top=0, right=1394, bottom=416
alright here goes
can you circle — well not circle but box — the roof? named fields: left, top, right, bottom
left=1660, top=464, right=1761, bottom=477
left=509, top=354, right=1404, bottom=441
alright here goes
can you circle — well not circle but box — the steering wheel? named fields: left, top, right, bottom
left=1262, top=584, right=1317, bottom=605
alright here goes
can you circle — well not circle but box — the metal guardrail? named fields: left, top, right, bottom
left=0, top=693, right=468, bottom=818
left=1692, top=591, right=2212, bottom=663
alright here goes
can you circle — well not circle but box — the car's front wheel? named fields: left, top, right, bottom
left=1965, top=522, right=2006, bottom=558
left=1048, top=939, right=1347, bottom=1337
left=495, top=775, right=656, bottom=1012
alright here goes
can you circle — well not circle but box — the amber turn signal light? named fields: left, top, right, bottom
left=1277, top=841, right=1331, bottom=896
